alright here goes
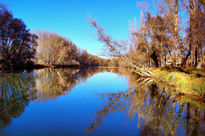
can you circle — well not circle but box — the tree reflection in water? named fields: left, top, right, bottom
left=34, top=68, right=122, bottom=101
left=1, top=68, right=204, bottom=135
left=87, top=72, right=205, bottom=136
left=35, top=68, right=81, bottom=101
left=0, top=68, right=122, bottom=132
left=0, top=72, right=36, bottom=130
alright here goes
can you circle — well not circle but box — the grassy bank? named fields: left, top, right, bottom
left=152, top=68, right=205, bottom=99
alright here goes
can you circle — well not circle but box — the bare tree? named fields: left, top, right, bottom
left=182, top=0, right=205, bottom=68
left=89, top=18, right=153, bottom=77
left=33, top=30, right=80, bottom=66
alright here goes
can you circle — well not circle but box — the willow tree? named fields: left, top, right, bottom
left=0, top=8, right=38, bottom=70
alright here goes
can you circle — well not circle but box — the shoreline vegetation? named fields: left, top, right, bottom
left=0, top=0, right=205, bottom=102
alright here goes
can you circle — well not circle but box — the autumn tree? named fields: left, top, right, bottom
left=157, top=0, right=205, bottom=67
left=89, top=18, right=153, bottom=77
left=0, top=7, right=38, bottom=70
left=78, top=49, right=90, bottom=65
left=129, top=13, right=172, bottom=67
left=181, top=0, right=205, bottom=68
left=33, top=30, right=80, bottom=66
left=90, top=0, right=204, bottom=70
left=34, top=30, right=108, bottom=67
left=77, top=49, right=108, bottom=66
left=128, top=15, right=151, bottom=67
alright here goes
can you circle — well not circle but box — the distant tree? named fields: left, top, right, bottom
left=34, top=30, right=108, bottom=67
left=78, top=49, right=89, bottom=65
left=77, top=49, right=107, bottom=66
left=33, top=30, right=80, bottom=66
left=0, top=8, right=38, bottom=69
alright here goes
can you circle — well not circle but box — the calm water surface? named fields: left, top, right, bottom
left=0, top=68, right=204, bottom=136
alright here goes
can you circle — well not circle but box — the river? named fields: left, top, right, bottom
left=0, top=68, right=204, bottom=136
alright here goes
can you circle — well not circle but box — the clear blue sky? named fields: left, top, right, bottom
left=1, top=0, right=154, bottom=57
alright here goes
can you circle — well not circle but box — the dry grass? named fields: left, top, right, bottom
left=152, top=68, right=205, bottom=98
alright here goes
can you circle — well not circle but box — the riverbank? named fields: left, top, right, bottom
left=152, top=67, right=205, bottom=100
left=1, top=64, right=205, bottom=101
left=0, top=63, right=99, bottom=73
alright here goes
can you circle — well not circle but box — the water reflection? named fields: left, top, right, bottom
left=35, top=68, right=81, bottom=101
left=0, top=68, right=204, bottom=135
left=0, top=72, right=36, bottom=129
left=87, top=72, right=205, bottom=136
left=0, top=68, right=122, bottom=131
left=35, top=68, right=122, bottom=101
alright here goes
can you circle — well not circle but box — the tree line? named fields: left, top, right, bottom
left=33, top=30, right=108, bottom=67
left=1, top=0, right=205, bottom=71
left=90, top=0, right=205, bottom=71
left=0, top=6, right=115, bottom=70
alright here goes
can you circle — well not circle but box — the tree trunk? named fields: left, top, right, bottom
left=150, top=50, right=159, bottom=67
left=174, top=0, right=185, bottom=58
left=195, top=45, right=198, bottom=67
left=171, top=104, right=184, bottom=136
left=196, top=44, right=202, bottom=69
left=164, top=55, right=167, bottom=66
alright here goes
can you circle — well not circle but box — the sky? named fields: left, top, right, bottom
left=1, top=0, right=155, bottom=57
